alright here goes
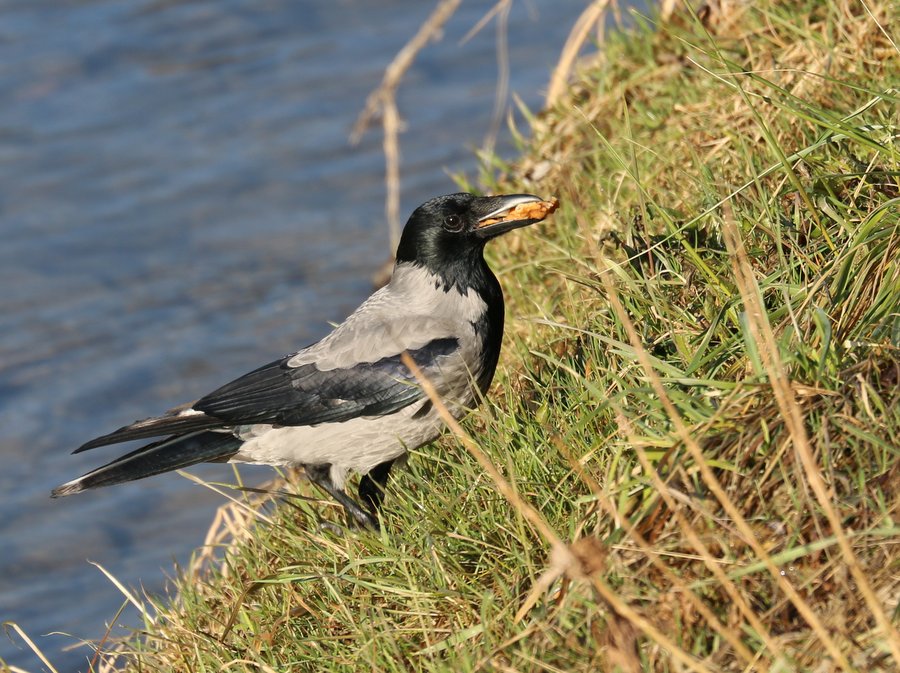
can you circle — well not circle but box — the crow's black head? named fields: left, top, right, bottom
left=392, top=192, right=552, bottom=390
left=395, top=193, right=546, bottom=272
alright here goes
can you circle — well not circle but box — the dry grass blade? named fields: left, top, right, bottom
left=2, top=623, right=61, bottom=673
left=459, top=0, right=508, bottom=44
left=721, top=206, right=900, bottom=668
left=398, top=352, right=714, bottom=673
left=587, top=577, right=717, bottom=673
left=860, top=0, right=900, bottom=55
left=350, top=0, right=462, bottom=250
left=175, top=470, right=274, bottom=525
left=597, top=256, right=856, bottom=671
left=546, top=0, right=611, bottom=107
left=89, top=562, right=153, bottom=625
left=553, top=432, right=764, bottom=666
left=567, top=188, right=781, bottom=667
left=85, top=600, right=130, bottom=673
left=398, top=350, right=564, bottom=550
left=481, top=0, right=510, bottom=158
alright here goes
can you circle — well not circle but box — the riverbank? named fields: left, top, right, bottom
left=93, top=1, right=899, bottom=671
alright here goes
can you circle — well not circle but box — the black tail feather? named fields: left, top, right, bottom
left=74, top=414, right=223, bottom=453
left=52, top=431, right=241, bottom=497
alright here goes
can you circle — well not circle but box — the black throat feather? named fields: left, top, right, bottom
left=420, top=249, right=506, bottom=396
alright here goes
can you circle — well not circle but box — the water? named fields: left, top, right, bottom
left=0, top=1, right=593, bottom=670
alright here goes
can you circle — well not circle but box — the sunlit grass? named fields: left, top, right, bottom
left=6, top=1, right=898, bottom=671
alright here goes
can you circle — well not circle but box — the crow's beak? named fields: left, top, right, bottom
left=473, top=194, right=552, bottom=239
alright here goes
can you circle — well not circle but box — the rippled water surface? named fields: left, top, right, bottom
left=1, top=1, right=597, bottom=669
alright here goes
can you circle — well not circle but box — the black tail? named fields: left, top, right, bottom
left=73, top=412, right=222, bottom=453
left=51, top=431, right=241, bottom=497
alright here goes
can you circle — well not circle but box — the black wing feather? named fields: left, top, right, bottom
left=194, top=337, right=459, bottom=426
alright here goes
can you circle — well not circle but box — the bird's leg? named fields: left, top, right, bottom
left=305, top=463, right=378, bottom=530
left=358, top=458, right=395, bottom=516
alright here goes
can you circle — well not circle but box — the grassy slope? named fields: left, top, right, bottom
left=52, top=2, right=899, bottom=672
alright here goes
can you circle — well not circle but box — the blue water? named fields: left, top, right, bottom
left=0, top=1, right=594, bottom=670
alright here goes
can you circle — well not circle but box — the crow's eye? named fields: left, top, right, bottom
left=443, top=214, right=464, bottom=232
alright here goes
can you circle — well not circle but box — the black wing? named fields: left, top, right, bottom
left=193, top=337, right=459, bottom=426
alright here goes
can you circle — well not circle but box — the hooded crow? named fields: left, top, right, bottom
left=52, top=192, right=557, bottom=528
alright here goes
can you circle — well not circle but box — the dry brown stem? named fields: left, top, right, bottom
left=351, top=0, right=463, bottom=250
left=546, top=0, right=612, bottom=107
left=399, top=350, right=716, bottom=673
left=722, top=206, right=900, bottom=668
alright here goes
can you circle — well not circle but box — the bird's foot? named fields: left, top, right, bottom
left=306, top=463, right=380, bottom=531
